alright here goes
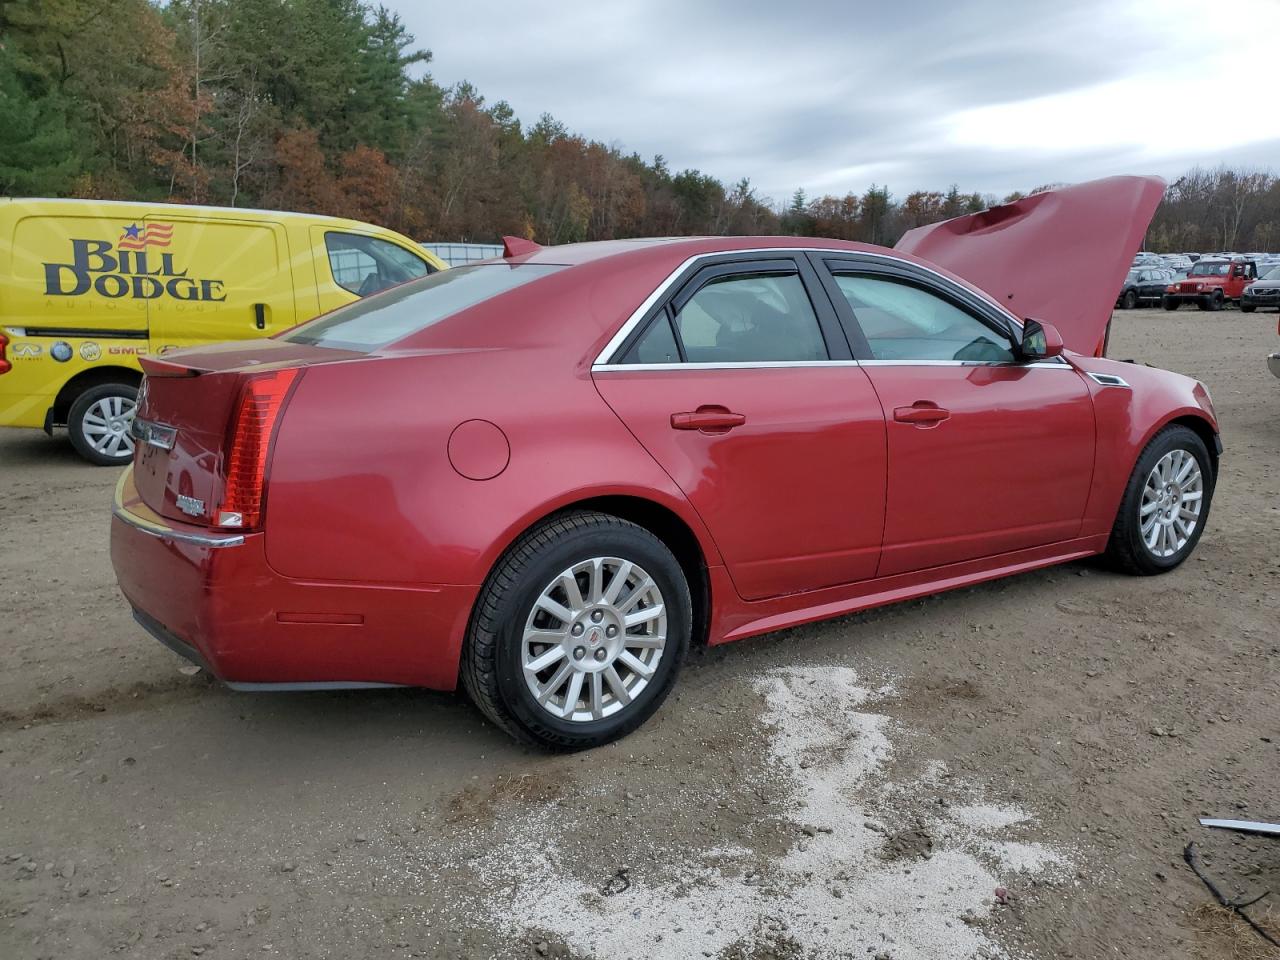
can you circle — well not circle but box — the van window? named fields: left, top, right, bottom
left=324, top=232, right=434, bottom=297
left=284, top=263, right=562, bottom=351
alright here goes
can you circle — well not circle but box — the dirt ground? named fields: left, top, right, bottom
left=1, top=307, right=1277, bottom=960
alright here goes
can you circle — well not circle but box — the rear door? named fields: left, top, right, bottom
left=146, top=216, right=295, bottom=350
left=815, top=253, right=1095, bottom=578
left=592, top=254, right=887, bottom=601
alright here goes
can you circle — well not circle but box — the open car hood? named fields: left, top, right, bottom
left=895, top=176, right=1166, bottom=356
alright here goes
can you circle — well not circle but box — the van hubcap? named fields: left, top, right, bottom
left=1140, top=449, right=1203, bottom=558
left=522, top=557, right=666, bottom=722
left=82, top=396, right=137, bottom=458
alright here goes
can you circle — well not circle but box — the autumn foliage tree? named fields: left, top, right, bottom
left=0, top=0, right=1275, bottom=249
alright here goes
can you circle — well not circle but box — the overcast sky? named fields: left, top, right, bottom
left=397, top=0, right=1280, bottom=204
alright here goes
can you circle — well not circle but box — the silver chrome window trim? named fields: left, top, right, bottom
left=594, top=360, right=863, bottom=372
left=859, top=359, right=1073, bottom=368
left=591, top=246, right=1026, bottom=369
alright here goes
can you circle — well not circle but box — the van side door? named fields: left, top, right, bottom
left=145, top=216, right=296, bottom=350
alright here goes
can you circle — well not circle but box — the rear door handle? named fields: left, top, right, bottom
left=671, top=406, right=747, bottom=433
left=254, top=303, right=266, bottom=330
left=893, top=401, right=950, bottom=426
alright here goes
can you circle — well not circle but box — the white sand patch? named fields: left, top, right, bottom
left=474, top=665, right=1070, bottom=960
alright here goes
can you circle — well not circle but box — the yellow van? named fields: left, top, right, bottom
left=0, top=199, right=446, bottom=464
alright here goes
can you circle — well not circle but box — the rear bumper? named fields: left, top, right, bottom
left=110, top=468, right=478, bottom=689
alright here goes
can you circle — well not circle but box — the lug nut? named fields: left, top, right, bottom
left=571, top=623, right=584, bottom=637
left=573, top=646, right=586, bottom=660
left=591, top=610, right=604, bottom=623
left=605, top=625, right=618, bottom=639
left=593, top=648, right=608, bottom=662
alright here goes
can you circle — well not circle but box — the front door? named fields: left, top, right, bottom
left=817, top=258, right=1096, bottom=578
left=593, top=256, right=887, bottom=601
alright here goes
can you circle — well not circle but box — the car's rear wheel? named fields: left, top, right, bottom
left=461, top=510, right=691, bottom=750
left=68, top=383, right=138, bottom=466
left=1121, top=289, right=1138, bottom=310
left=1103, top=425, right=1213, bottom=575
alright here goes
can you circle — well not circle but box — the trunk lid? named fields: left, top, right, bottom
left=132, top=340, right=361, bottom=525
left=895, top=176, right=1166, bottom=356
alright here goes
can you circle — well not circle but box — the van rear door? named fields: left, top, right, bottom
left=146, top=216, right=296, bottom=351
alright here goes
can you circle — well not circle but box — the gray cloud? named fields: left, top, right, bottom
left=397, top=0, right=1279, bottom=204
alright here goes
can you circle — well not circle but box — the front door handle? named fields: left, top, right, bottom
left=671, top=405, right=747, bottom=433
left=893, top=401, right=950, bottom=426
left=254, top=303, right=266, bottom=330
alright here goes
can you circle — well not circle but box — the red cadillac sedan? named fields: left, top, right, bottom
left=111, top=176, right=1220, bottom=749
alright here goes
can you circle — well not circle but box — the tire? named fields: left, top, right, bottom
left=461, top=510, right=691, bottom=750
left=1121, top=289, right=1138, bottom=310
left=1102, top=425, right=1214, bottom=576
left=1241, top=303, right=1256, bottom=313
left=1162, top=297, right=1179, bottom=311
left=67, top=382, right=138, bottom=466
left=1208, top=291, right=1225, bottom=311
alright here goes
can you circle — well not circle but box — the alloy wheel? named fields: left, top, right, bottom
left=521, top=557, right=667, bottom=722
left=1139, top=448, right=1203, bottom=558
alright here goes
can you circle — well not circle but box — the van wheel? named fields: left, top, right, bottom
left=68, top=383, right=138, bottom=466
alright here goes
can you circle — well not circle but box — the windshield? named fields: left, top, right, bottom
left=1189, top=262, right=1231, bottom=277
left=1263, top=266, right=1280, bottom=282
left=284, top=263, right=563, bottom=351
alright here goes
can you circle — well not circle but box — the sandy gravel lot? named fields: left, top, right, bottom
left=1, top=308, right=1277, bottom=960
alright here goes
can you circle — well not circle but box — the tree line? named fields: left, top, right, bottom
left=1, top=0, right=1276, bottom=252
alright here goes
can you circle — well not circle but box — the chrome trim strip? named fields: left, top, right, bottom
left=593, top=360, right=862, bottom=372
left=1086, top=371, right=1132, bottom=387
left=591, top=247, right=1025, bottom=366
left=859, top=359, right=1073, bottom=368
left=113, top=470, right=245, bottom=548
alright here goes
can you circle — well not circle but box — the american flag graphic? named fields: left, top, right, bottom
left=118, top=222, right=173, bottom=250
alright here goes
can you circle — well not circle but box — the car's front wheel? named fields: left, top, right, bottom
left=1240, top=303, right=1256, bottom=313
left=1103, top=425, right=1214, bottom=575
left=461, top=511, right=691, bottom=749
left=1162, top=296, right=1179, bottom=311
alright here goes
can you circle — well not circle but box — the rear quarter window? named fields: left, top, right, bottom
left=284, top=263, right=562, bottom=351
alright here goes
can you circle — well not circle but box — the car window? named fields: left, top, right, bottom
left=634, top=272, right=827, bottom=364
left=629, top=312, right=682, bottom=363
left=833, top=274, right=1015, bottom=363
left=285, top=263, right=562, bottom=351
left=325, top=232, right=435, bottom=297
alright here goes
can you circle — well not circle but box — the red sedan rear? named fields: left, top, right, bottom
left=110, top=176, right=1221, bottom=748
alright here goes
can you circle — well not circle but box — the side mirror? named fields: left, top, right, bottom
left=1020, top=319, right=1064, bottom=360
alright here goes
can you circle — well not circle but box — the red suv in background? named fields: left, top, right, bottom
left=1163, top=259, right=1258, bottom=311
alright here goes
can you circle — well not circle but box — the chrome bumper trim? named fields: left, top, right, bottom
left=112, top=470, right=245, bottom=548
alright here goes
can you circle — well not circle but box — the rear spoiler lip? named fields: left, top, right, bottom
left=139, top=356, right=203, bottom=377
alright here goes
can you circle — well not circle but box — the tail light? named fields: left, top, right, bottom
left=0, top=332, right=9, bottom=375
left=217, top=369, right=300, bottom=529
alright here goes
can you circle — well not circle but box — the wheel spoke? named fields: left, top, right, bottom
left=1178, top=507, right=1198, bottom=522
left=587, top=558, right=605, bottom=604
left=557, top=569, right=585, bottom=612
left=562, top=670, right=585, bottom=719
left=1175, top=455, right=1196, bottom=484
left=618, top=578, right=654, bottom=614
left=624, top=604, right=664, bottom=628
left=624, top=634, right=665, bottom=650
left=526, top=645, right=566, bottom=673
left=536, top=662, right=573, bottom=705
left=535, top=594, right=575, bottom=625
left=602, top=560, right=632, bottom=604
left=603, top=665, right=631, bottom=705
left=1182, top=490, right=1202, bottom=502
left=1140, top=500, right=1161, bottom=517
left=617, top=650, right=654, bottom=679
left=589, top=672, right=604, bottom=720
